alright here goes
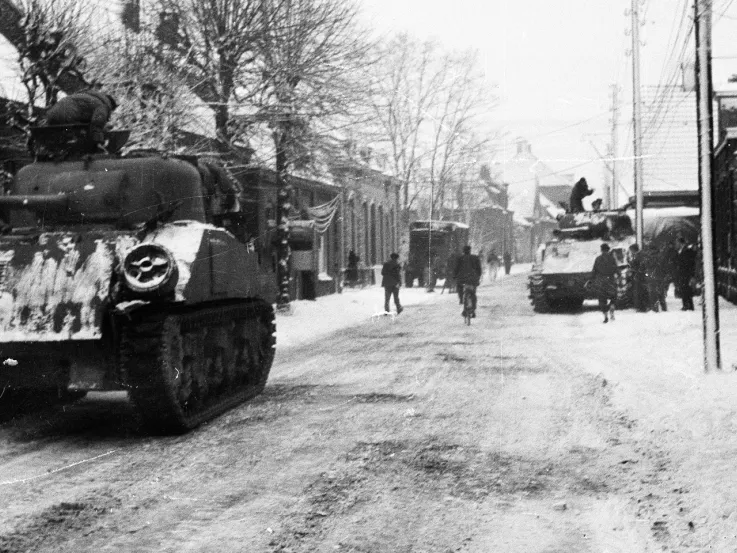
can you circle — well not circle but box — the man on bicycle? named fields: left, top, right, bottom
left=453, top=245, right=482, bottom=317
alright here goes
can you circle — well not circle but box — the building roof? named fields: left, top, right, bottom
left=539, top=184, right=572, bottom=208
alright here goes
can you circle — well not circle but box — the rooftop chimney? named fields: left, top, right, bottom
left=516, top=138, right=532, bottom=155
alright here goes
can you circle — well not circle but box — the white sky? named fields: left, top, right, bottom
left=359, top=0, right=737, bottom=199
left=3, top=0, right=737, bottom=202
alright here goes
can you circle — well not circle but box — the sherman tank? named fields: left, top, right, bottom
left=528, top=211, right=636, bottom=313
left=0, top=125, right=277, bottom=432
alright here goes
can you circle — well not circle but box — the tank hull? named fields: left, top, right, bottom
left=0, top=147, right=278, bottom=431
left=528, top=235, right=635, bottom=312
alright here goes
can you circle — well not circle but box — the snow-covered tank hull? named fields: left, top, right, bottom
left=0, top=128, right=277, bottom=432
left=528, top=211, right=635, bottom=312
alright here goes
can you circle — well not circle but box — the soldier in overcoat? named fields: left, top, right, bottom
left=591, top=243, right=620, bottom=323
left=381, top=253, right=403, bottom=314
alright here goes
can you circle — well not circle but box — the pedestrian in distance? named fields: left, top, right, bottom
left=453, top=245, right=482, bottom=317
left=503, top=251, right=513, bottom=275
left=43, top=89, right=118, bottom=152
left=346, top=249, right=359, bottom=286
left=569, top=177, right=594, bottom=213
left=381, top=252, right=403, bottom=314
left=674, top=236, right=697, bottom=311
left=591, top=242, right=620, bottom=323
left=487, top=250, right=500, bottom=281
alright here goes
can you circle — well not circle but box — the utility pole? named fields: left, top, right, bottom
left=631, top=0, right=644, bottom=246
left=694, top=0, right=721, bottom=371
left=603, top=145, right=613, bottom=209
left=610, top=84, right=619, bottom=209
left=339, top=185, right=346, bottom=294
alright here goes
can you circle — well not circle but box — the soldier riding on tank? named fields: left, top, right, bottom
left=39, top=89, right=118, bottom=156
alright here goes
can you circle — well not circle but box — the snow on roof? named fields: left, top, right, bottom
left=538, top=191, right=565, bottom=219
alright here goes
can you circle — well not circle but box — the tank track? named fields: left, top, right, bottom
left=120, top=300, right=276, bottom=433
left=528, top=267, right=551, bottom=313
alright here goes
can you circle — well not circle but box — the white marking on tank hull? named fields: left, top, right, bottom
left=0, top=234, right=133, bottom=342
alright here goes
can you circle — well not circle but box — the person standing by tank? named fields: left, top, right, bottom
left=675, top=236, right=697, bottom=311
left=628, top=243, right=648, bottom=312
left=591, top=243, right=620, bottom=323
left=381, top=252, right=403, bottom=314
left=569, top=177, right=594, bottom=213
left=454, top=245, right=482, bottom=317
left=643, top=244, right=669, bottom=312
left=43, top=89, right=118, bottom=152
left=503, top=251, right=513, bottom=275
left=657, top=240, right=678, bottom=298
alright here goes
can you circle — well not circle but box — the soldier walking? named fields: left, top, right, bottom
left=591, top=243, right=620, bottom=323
left=628, top=244, right=648, bottom=312
left=381, top=253, right=403, bottom=314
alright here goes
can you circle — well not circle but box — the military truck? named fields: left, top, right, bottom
left=528, top=211, right=636, bottom=312
left=0, top=125, right=277, bottom=432
left=405, top=220, right=468, bottom=287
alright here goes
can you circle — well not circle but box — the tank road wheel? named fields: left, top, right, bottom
left=528, top=273, right=551, bottom=313
left=121, top=301, right=276, bottom=433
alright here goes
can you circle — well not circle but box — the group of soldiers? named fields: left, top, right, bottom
left=628, top=236, right=698, bottom=313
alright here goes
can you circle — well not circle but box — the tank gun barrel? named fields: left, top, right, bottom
left=0, top=194, right=69, bottom=211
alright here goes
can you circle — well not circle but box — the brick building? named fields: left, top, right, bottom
left=236, top=161, right=400, bottom=300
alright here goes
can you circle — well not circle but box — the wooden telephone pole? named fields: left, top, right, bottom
left=694, top=0, right=721, bottom=371
left=631, top=0, right=644, bottom=246
left=609, top=84, right=619, bottom=209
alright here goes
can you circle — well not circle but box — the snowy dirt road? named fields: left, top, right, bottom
left=0, top=274, right=718, bottom=552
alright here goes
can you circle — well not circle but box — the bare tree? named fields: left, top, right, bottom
left=367, top=34, right=446, bottom=221
left=0, top=0, right=91, bottom=114
left=424, top=50, right=495, bottom=216
left=368, top=36, right=497, bottom=222
left=153, top=0, right=266, bottom=151
left=254, top=0, right=372, bottom=309
left=86, top=27, right=201, bottom=152
left=11, top=0, right=92, bottom=117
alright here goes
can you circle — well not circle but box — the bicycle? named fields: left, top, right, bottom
left=462, top=283, right=476, bottom=325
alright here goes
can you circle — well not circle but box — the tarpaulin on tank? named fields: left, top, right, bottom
left=0, top=231, right=135, bottom=342
left=639, top=207, right=700, bottom=248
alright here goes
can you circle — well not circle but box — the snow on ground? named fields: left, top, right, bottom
left=271, top=265, right=737, bottom=548
left=550, top=288, right=737, bottom=551
left=274, top=264, right=526, bottom=350
left=273, top=286, right=437, bottom=350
